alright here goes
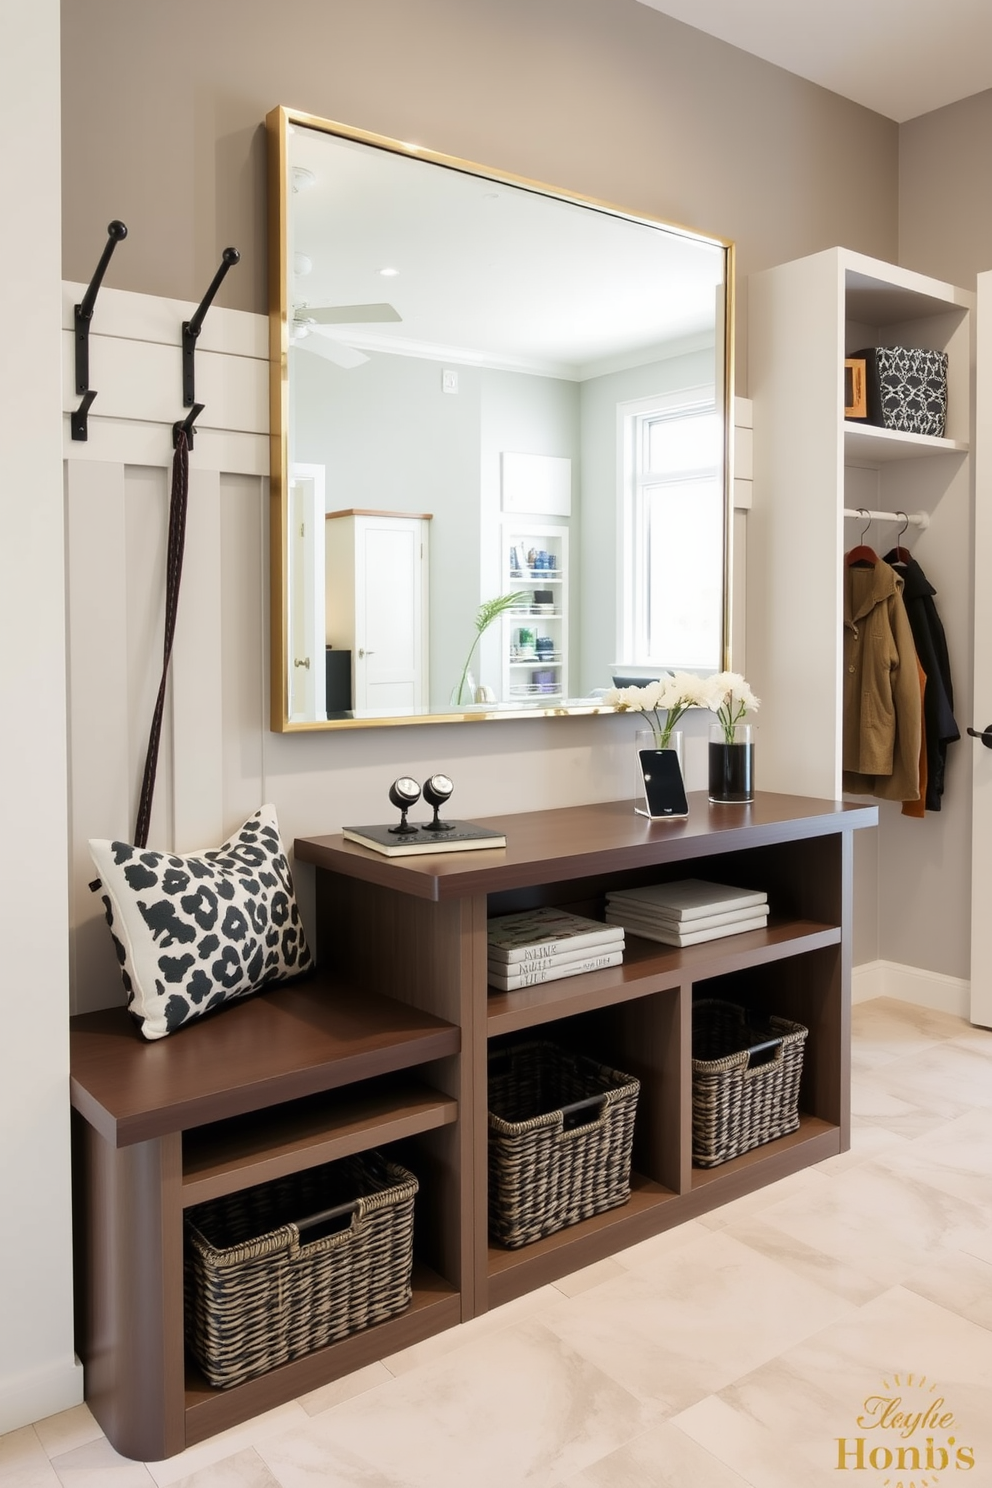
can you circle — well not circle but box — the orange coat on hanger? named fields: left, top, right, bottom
left=842, top=557, right=922, bottom=802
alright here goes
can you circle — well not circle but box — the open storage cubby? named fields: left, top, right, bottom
left=69, top=976, right=463, bottom=1461
left=70, top=792, right=874, bottom=1460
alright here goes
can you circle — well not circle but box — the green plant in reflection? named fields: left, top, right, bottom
left=454, top=592, right=528, bottom=705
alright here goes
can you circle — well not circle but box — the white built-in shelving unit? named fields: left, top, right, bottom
left=747, top=248, right=973, bottom=800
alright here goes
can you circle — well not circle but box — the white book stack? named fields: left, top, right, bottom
left=605, top=878, right=769, bottom=948
left=487, top=906, right=624, bottom=991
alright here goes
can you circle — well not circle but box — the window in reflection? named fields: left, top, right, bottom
left=621, top=391, right=723, bottom=671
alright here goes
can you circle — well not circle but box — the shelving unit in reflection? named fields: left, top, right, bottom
left=500, top=522, right=569, bottom=703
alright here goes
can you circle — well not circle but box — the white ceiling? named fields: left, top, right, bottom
left=635, top=0, right=992, bottom=122
left=289, top=124, right=726, bottom=376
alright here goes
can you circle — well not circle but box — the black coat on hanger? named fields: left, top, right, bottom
left=883, top=550, right=959, bottom=810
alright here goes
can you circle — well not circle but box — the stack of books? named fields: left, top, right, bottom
left=487, top=907, right=624, bottom=991
left=605, top=879, right=769, bottom=948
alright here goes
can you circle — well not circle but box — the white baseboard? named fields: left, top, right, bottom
left=0, top=1355, right=83, bottom=1436
left=851, top=961, right=886, bottom=1005
left=852, top=958, right=970, bottom=1019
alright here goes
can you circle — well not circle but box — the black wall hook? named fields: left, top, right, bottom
left=70, top=390, right=97, bottom=443
left=182, top=247, right=240, bottom=407
left=173, top=402, right=204, bottom=451
left=72, top=219, right=127, bottom=441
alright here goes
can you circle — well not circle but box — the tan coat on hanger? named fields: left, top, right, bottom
left=842, top=558, right=922, bottom=802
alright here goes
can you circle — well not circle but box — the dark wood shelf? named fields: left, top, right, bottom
left=486, top=1172, right=679, bottom=1306
left=486, top=1118, right=842, bottom=1309
left=183, top=1261, right=460, bottom=1445
left=182, top=1079, right=458, bottom=1206
left=70, top=973, right=460, bottom=1147
left=485, top=919, right=841, bottom=1036
left=686, top=1114, right=841, bottom=1207
left=295, top=793, right=878, bottom=902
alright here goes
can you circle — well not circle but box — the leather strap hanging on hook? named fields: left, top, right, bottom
left=133, top=430, right=190, bottom=847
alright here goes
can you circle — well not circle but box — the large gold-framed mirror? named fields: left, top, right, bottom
left=267, top=106, right=734, bottom=732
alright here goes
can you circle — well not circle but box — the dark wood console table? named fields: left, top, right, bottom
left=70, top=792, right=875, bottom=1459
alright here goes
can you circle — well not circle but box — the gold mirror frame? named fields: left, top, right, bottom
left=267, top=105, right=735, bottom=732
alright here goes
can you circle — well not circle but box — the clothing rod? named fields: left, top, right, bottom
left=843, top=507, right=930, bottom=530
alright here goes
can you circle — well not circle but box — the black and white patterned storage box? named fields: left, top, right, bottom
left=850, top=345, right=948, bottom=438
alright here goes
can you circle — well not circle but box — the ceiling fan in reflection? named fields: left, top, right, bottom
left=290, top=303, right=402, bottom=368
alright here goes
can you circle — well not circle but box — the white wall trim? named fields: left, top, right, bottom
left=852, top=958, right=970, bottom=1019
left=0, top=1356, right=84, bottom=1439
left=851, top=960, right=886, bottom=1005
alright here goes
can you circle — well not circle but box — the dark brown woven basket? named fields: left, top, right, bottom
left=488, top=1040, right=640, bottom=1249
left=691, top=999, right=808, bottom=1168
left=184, top=1151, right=418, bottom=1388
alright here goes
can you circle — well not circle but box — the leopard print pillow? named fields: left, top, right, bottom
left=89, top=804, right=312, bottom=1040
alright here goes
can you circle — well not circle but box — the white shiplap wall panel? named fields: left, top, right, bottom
left=65, top=459, right=134, bottom=1012
left=123, top=463, right=175, bottom=852
left=62, top=416, right=267, bottom=474
left=62, top=333, right=268, bottom=435
left=63, top=281, right=268, bottom=359
left=172, top=467, right=226, bottom=851
left=63, top=276, right=271, bottom=1015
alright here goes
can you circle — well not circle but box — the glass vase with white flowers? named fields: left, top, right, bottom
left=702, top=672, right=760, bottom=802
left=604, top=672, right=711, bottom=750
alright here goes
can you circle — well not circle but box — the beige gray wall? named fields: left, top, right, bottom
left=61, top=0, right=900, bottom=385
left=900, top=89, right=992, bottom=289
left=886, top=95, right=992, bottom=981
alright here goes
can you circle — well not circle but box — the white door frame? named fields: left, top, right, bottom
left=288, top=463, right=326, bottom=722
left=972, top=273, right=992, bottom=1027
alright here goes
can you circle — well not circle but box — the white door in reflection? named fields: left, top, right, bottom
left=288, top=466, right=326, bottom=721
left=325, top=511, right=430, bottom=715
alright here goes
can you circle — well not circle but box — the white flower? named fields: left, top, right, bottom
left=705, top=670, right=760, bottom=742
left=618, top=685, right=648, bottom=712
left=712, top=672, right=760, bottom=713
left=606, top=672, right=711, bottom=748
left=668, top=671, right=713, bottom=707
left=691, top=673, right=722, bottom=710
left=638, top=679, right=668, bottom=711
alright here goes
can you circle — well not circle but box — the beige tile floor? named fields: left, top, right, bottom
left=5, top=996, right=992, bottom=1487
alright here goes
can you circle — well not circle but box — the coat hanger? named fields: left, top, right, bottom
left=846, top=508, right=878, bottom=567
left=887, top=511, right=912, bottom=567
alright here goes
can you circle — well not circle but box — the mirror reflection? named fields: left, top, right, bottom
left=268, top=109, right=733, bottom=729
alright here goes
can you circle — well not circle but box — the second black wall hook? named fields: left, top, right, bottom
left=173, top=403, right=205, bottom=451
left=182, top=247, right=240, bottom=407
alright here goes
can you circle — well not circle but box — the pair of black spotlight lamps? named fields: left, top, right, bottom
left=387, top=774, right=455, bottom=836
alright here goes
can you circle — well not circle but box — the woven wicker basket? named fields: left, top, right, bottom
left=691, top=999, right=808, bottom=1168
left=184, top=1151, right=418, bottom=1388
left=488, top=1040, right=640, bottom=1249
